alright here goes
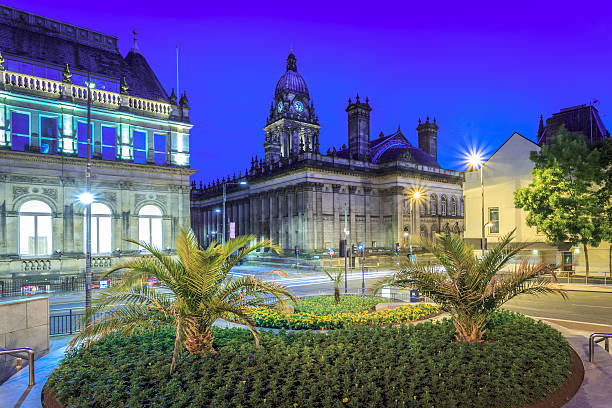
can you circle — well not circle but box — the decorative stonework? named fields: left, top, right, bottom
left=42, top=188, right=57, bottom=200
left=101, top=191, right=117, bottom=204
left=12, top=186, right=29, bottom=199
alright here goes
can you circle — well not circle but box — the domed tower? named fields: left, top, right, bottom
left=264, top=52, right=321, bottom=163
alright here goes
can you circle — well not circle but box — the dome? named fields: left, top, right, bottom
left=274, top=53, right=309, bottom=98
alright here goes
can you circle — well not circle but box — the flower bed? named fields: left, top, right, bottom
left=45, top=312, right=573, bottom=408
left=250, top=302, right=439, bottom=330
left=293, top=295, right=386, bottom=315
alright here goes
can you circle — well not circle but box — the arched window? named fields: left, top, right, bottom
left=19, top=200, right=52, bottom=256
left=84, top=203, right=112, bottom=254
left=451, top=197, right=457, bottom=216
left=430, top=194, right=437, bottom=216
left=139, top=205, right=163, bottom=249
left=441, top=195, right=447, bottom=216
left=419, top=202, right=426, bottom=217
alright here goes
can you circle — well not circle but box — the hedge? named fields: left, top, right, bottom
left=46, top=311, right=571, bottom=408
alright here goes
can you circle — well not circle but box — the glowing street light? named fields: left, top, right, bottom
left=465, top=149, right=487, bottom=256
left=78, top=192, right=94, bottom=205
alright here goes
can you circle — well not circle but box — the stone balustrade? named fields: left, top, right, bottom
left=2, top=70, right=173, bottom=119
left=21, top=259, right=51, bottom=272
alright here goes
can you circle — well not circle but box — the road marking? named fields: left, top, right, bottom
left=526, top=315, right=612, bottom=327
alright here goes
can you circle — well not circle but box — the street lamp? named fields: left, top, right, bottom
left=82, top=74, right=95, bottom=314
left=467, top=151, right=485, bottom=257
left=344, top=203, right=349, bottom=294
left=220, top=180, right=247, bottom=246
left=408, top=189, right=424, bottom=262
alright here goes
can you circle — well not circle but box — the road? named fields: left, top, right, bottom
left=47, top=269, right=612, bottom=329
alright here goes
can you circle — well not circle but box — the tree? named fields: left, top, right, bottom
left=596, top=138, right=612, bottom=276
left=68, top=229, right=296, bottom=373
left=374, top=232, right=566, bottom=343
left=323, top=269, right=344, bottom=304
left=514, top=128, right=604, bottom=276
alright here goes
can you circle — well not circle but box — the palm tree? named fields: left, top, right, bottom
left=374, top=231, right=567, bottom=343
left=68, top=228, right=296, bottom=373
left=323, top=269, right=344, bottom=304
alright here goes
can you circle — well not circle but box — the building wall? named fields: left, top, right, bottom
left=192, top=155, right=463, bottom=253
left=463, top=132, right=611, bottom=274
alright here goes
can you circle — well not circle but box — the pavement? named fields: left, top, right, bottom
left=2, top=315, right=612, bottom=407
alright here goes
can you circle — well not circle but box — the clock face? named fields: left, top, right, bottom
left=293, top=101, right=304, bottom=112
left=277, top=102, right=284, bottom=113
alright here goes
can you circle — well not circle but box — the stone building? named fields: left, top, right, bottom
left=191, top=53, right=463, bottom=254
left=0, top=6, right=193, bottom=294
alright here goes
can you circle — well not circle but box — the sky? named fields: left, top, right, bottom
left=8, top=0, right=612, bottom=182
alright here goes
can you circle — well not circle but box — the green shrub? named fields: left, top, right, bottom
left=293, top=295, right=385, bottom=315
left=47, top=311, right=571, bottom=408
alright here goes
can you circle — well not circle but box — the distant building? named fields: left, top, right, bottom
left=537, top=104, right=609, bottom=146
left=464, top=127, right=610, bottom=274
left=191, top=53, right=463, bottom=254
left=0, top=6, right=194, bottom=294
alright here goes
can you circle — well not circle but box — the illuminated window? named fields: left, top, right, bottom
left=40, top=116, right=58, bottom=154
left=488, top=208, right=500, bottom=234
left=139, top=205, right=162, bottom=248
left=84, top=203, right=112, bottom=254
left=102, top=126, right=117, bottom=161
left=451, top=197, right=457, bottom=216
left=133, top=131, right=147, bottom=164
left=11, top=112, right=30, bottom=151
left=154, top=134, right=166, bottom=165
left=19, top=200, right=52, bottom=256
left=440, top=195, right=447, bottom=216
left=77, top=122, right=93, bottom=158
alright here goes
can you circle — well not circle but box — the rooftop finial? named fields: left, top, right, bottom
left=131, top=29, right=140, bottom=53
left=286, top=51, right=297, bottom=72
left=0, top=51, right=4, bottom=71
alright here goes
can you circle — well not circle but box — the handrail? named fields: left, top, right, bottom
left=0, top=347, right=35, bottom=386
left=589, top=332, right=612, bottom=362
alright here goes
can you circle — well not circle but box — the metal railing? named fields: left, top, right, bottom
left=0, top=348, right=35, bottom=386
left=589, top=332, right=612, bottom=362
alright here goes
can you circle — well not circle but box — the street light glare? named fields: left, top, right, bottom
left=78, top=192, right=94, bottom=205
left=413, top=191, right=421, bottom=199
left=466, top=151, right=484, bottom=169
left=239, top=181, right=247, bottom=185
left=215, top=208, right=221, bottom=213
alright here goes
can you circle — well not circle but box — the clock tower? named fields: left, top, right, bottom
left=264, top=52, right=320, bottom=163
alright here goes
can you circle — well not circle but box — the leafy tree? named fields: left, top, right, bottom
left=596, top=138, right=612, bottom=275
left=514, top=128, right=603, bottom=276
left=323, top=269, right=344, bottom=304
left=373, top=232, right=566, bottom=343
left=68, top=229, right=296, bottom=373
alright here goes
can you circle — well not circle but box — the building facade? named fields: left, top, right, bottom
left=191, top=53, right=463, bottom=254
left=464, top=131, right=610, bottom=274
left=0, top=6, right=194, bottom=292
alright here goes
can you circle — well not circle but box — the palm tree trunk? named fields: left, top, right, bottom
left=334, top=284, right=340, bottom=304
left=583, top=243, right=590, bottom=280
left=170, top=322, right=181, bottom=374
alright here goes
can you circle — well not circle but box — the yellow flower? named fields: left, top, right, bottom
left=342, top=397, right=349, bottom=403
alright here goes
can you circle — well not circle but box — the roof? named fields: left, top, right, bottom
left=538, top=104, right=610, bottom=146
left=0, top=5, right=169, bottom=102
left=369, top=128, right=440, bottom=167
left=275, top=53, right=309, bottom=98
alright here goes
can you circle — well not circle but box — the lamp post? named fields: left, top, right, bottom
left=221, top=180, right=247, bottom=246
left=468, top=153, right=485, bottom=257
left=344, top=203, right=348, bottom=293
left=358, top=243, right=364, bottom=295
left=79, top=74, right=96, bottom=314
left=410, top=191, right=422, bottom=261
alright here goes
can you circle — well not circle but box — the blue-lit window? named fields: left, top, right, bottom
left=133, top=131, right=147, bottom=164
left=102, top=127, right=117, bottom=161
left=11, top=112, right=30, bottom=151
left=72, top=74, right=118, bottom=93
left=40, top=116, right=58, bottom=154
left=6, top=59, right=60, bottom=81
left=77, top=122, right=93, bottom=158
left=154, top=134, right=166, bottom=165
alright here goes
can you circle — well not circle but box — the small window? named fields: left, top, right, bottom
left=133, top=131, right=147, bottom=164
left=101, top=126, right=117, bottom=161
left=11, top=112, right=30, bottom=151
left=430, top=194, right=437, bottom=216
left=40, top=116, right=58, bottom=154
left=84, top=203, right=112, bottom=254
left=488, top=208, right=500, bottom=234
left=154, top=134, right=166, bottom=165
left=77, top=122, right=93, bottom=158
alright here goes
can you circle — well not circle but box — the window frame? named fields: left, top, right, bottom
left=83, top=203, right=113, bottom=255
left=132, top=129, right=148, bottom=164
left=101, top=125, right=118, bottom=161
left=488, top=207, right=500, bottom=234
left=10, top=110, right=31, bottom=151
left=138, top=205, right=163, bottom=250
left=39, top=114, right=60, bottom=154
left=19, top=200, right=53, bottom=257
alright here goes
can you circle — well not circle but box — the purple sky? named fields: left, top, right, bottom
left=9, top=0, right=612, bottom=181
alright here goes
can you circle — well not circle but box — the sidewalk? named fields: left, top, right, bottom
left=1, top=319, right=611, bottom=408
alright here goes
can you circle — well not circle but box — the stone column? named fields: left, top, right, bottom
left=364, top=187, right=372, bottom=248
left=30, top=111, right=40, bottom=151
left=332, top=184, right=341, bottom=250
left=391, top=186, right=404, bottom=248
left=304, top=183, right=315, bottom=251
left=287, top=189, right=294, bottom=250
left=93, top=121, right=102, bottom=159
left=146, top=129, right=154, bottom=164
